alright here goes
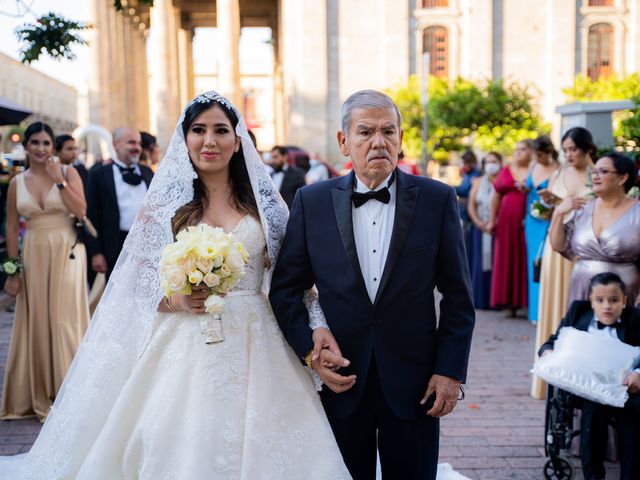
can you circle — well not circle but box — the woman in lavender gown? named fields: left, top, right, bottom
left=549, top=152, right=640, bottom=304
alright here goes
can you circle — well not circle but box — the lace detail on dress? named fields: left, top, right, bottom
left=228, top=216, right=265, bottom=292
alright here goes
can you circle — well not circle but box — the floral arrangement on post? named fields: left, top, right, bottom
left=159, top=224, right=249, bottom=344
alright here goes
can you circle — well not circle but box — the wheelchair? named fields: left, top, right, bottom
left=543, top=384, right=580, bottom=480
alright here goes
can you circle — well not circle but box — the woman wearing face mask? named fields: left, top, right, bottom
left=524, top=135, right=559, bottom=325
left=531, top=126, right=595, bottom=399
left=487, top=140, right=532, bottom=317
left=1, top=122, right=90, bottom=422
left=467, top=152, right=502, bottom=309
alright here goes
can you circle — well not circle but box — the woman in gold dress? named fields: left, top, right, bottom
left=531, top=127, right=595, bottom=399
left=1, top=122, right=90, bottom=421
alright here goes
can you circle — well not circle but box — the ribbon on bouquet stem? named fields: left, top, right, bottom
left=200, top=314, right=224, bottom=344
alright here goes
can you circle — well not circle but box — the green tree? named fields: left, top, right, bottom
left=386, top=75, right=547, bottom=162
left=14, top=1, right=155, bottom=64
left=563, top=74, right=640, bottom=158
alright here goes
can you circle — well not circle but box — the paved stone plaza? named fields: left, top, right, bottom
left=0, top=296, right=621, bottom=479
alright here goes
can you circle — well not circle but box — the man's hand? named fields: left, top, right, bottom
left=92, top=254, right=108, bottom=273
left=310, top=327, right=356, bottom=393
left=624, top=371, right=640, bottom=394
left=421, top=374, right=461, bottom=418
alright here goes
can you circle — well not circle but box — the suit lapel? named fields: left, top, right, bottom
left=105, top=164, right=118, bottom=207
left=374, top=170, right=418, bottom=305
left=577, top=310, right=594, bottom=331
left=141, top=166, right=153, bottom=188
left=616, top=309, right=630, bottom=342
left=332, top=172, right=369, bottom=301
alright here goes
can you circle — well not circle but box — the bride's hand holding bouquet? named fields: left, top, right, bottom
left=160, top=223, right=250, bottom=343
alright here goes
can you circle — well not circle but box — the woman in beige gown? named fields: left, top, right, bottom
left=531, top=127, right=595, bottom=399
left=1, top=122, right=90, bottom=422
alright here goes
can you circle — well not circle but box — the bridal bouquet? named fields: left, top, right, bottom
left=160, top=224, right=250, bottom=344
left=530, top=200, right=551, bottom=220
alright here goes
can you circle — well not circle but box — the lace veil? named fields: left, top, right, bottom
left=0, top=91, right=316, bottom=479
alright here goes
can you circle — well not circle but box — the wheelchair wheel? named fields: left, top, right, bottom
left=543, top=456, right=575, bottom=480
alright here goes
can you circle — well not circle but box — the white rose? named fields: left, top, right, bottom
left=218, top=264, right=231, bottom=278
left=196, top=258, right=215, bottom=274
left=226, top=250, right=245, bottom=271
left=204, top=294, right=225, bottom=314
left=162, top=266, right=186, bottom=291
left=203, top=272, right=221, bottom=288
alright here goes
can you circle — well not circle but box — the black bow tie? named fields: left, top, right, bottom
left=352, top=188, right=391, bottom=208
left=351, top=172, right=395, bottom=208
left=117, top=164, right=143, bottom=186
left=597, top=320, right=621, bottom=330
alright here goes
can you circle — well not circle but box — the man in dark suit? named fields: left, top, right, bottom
left=269, top=145, right=306, bottom=208
left=539, top=272, right=640, bottom=480
left=86, top=127, right=153, bottom=281
left=269, top=90, right=475, bottom=479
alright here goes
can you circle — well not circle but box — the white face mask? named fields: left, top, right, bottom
left=484, top=163, right=501, bottom=176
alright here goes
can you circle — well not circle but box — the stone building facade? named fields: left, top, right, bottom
left=88, top=0, right=640, bottom=161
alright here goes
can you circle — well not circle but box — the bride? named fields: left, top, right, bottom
left=0, top=91, right=350, bottom=479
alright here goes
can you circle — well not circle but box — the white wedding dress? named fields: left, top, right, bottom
left=58, top=215, right=349, bottom=479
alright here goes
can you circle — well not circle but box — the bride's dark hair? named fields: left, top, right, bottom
left=172, top=100, right=259, bottom=236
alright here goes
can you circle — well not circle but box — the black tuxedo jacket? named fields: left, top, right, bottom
left=269, top=169, right=475, bottom=420
left=539, top=300, right=640, bottom=356
left=278, top=166, right=306, bottom=209
left=85, top=163, right=154, bottom=270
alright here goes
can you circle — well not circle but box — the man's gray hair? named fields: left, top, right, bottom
left=341, top=90, right=402, bottom=134
left=112, top=127, right=136, bottom=142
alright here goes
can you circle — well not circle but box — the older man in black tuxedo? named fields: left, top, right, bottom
left=86, top=127, right=153, bottom=281
left=269, top=90, right=475, bottom=480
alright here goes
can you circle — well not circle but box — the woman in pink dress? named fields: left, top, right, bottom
left=488, top=140, right=532, bottom=316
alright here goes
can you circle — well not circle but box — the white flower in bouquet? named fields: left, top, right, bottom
left=159, top=223, right=250, bottom=344
left=204, top=294, right=225, bottom=314
left=203, top=272, right=221, bottom=288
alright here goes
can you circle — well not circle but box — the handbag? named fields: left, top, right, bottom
left=60, top=166, right=98, bottom=246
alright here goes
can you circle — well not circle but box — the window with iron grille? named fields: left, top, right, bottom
left=422, top=0, right=449, bottom=8
left=423, top=26, right=449, bottom=78
left=587, top=23, right=614, bottom=80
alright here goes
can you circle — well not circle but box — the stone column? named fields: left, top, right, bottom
left=216, top=0, right=242, bottom=109
left=148, top=0, right=181, bottom=149
left=185, top=29, right=196, bottom=101
left=88, top=0, right=107, bottom=127
left=178, top=28, right=192, bottom=107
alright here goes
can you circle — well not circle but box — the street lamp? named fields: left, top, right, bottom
left=421, top=52, right=430, bottom=176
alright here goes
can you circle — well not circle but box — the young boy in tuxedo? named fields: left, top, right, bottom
left=539, top=272, right=640, bottom=480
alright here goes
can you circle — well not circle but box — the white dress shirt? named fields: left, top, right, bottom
left=271, top=165, right=288, bottom=191
left=352, top=172, right=396, bottom=303
left=112, top=159, right=148, bottom=231
left=588, top=315, right=622, bottom=340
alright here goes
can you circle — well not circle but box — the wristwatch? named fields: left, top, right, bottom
left=56, top=180, right=68, bottom=190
